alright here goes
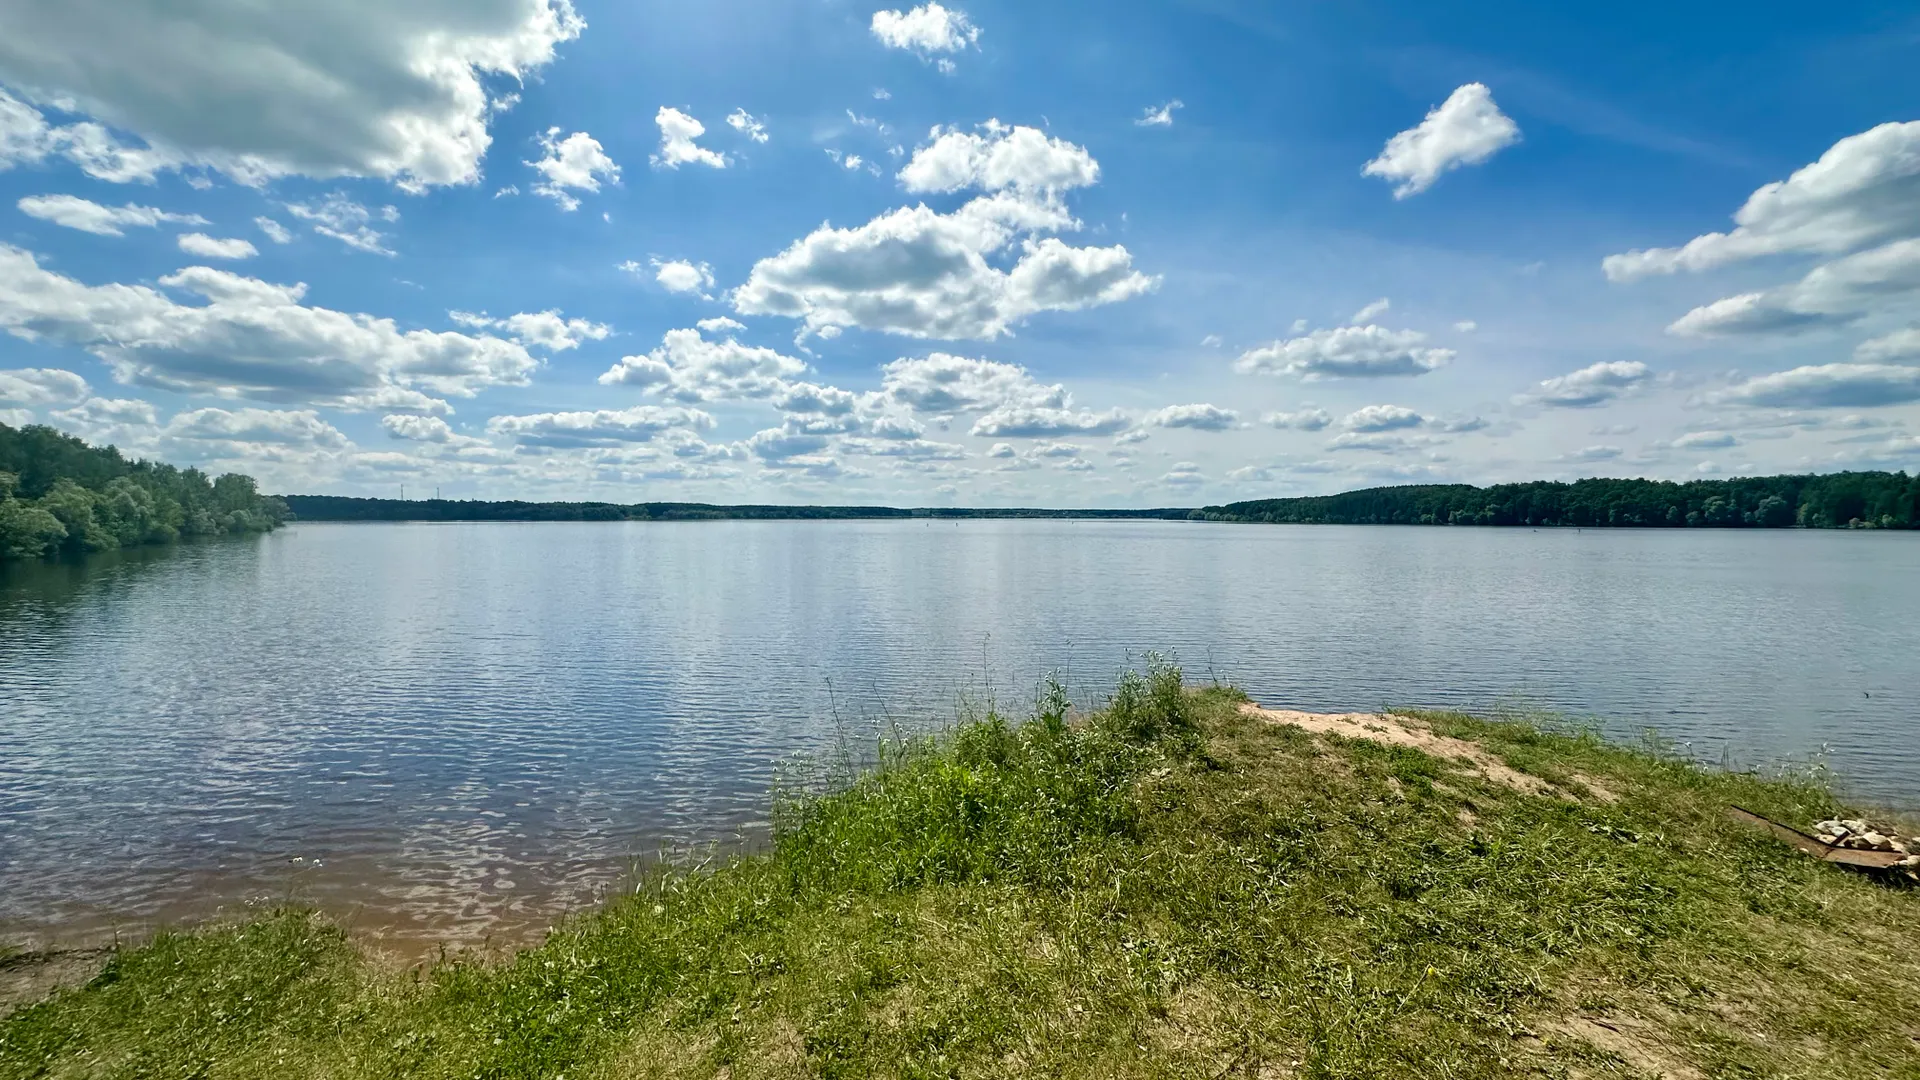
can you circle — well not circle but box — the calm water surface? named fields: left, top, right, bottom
left=2, top=520, right=1915, bottom=949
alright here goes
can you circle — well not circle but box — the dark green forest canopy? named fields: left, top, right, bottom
left=0, top=422, right=287, bottom=560
left=1201, top=473, right=1920, bottom=529
left=280, top=496, right=1193, bottom=522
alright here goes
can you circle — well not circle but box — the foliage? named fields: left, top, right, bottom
left=282, top=495, right=1193, bottom=523
left=0, top=423, right=288, bottom=561
left=4, top=663, right=1916, bottom=1078
left=1200, top=471, right=1920, bottom=529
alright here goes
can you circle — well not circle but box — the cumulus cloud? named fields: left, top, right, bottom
left=381, top=414, right=465, bottom=443
left=0, top=244, right=536, bottom=410
left=1135, top=100, right=1182, bottom=128
left=254, top=217, right=293, bottom=244
left=166, top=406, right=349, bottom=450
left=450, top=309, right=610, bottom=352
left=1856, top=327, right=1920, bottom=362
left=488, top=405, right=714, bottom=448
left=1363, top=83, right=1520, bottom=198
left=1708, top=363, right=1920, bottom=410
left=527, top=128, right=619, bottom=210
left=1558, top=445, right=1624, bottom=463
left=598, top=325, right=810, bottom=402
left=285, top=193, right=396, bottom=255
left=1342, top=404, right=1425, bottom=432
left=640, top=258, right=716, bottom=296
left=0, top=366, right=89, bottom=406
left=1665, top=238, right=1920, bottom=337
left=881, top=353, right=1064, bottom=412
left=1162, top=461, right=1205, bottom=486
left=696, top=316, right=746, bottom=334
left=1517, top=360, right=1653, bottom=408
left=0, top=1, right=584, bottom=189
left=727, top=108, right=769, bottom=144
left=898, top=121, right=1099, bottom=195
left=1234, top=325, right=1452, bottom=379
left=17, top=194, right=205, bottom=236
left=1145, top=403, right=1239, bottom=431
left=652, top=107, right=727, bottom=170
left=969, top=406, right=1130, bottom=438
left=1670, top=430, right=1738, bottom=450
left=176, top=233, right=257, bottom=260
left=0, top=88, right=172, bottom=182
left=1603, top=121, right=1920, bottom=280
left=732, top=197, right=1156, bottom=340
left=870, top=4, right=979, bottom=65
left=1261, top=408, right=1332, bottom=431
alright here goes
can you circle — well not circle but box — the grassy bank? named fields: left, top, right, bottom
left=3, top=663, right=1916, bottom=1078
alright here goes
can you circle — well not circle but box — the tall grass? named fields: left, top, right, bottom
left=3, top=658, right=1916, bottom=1079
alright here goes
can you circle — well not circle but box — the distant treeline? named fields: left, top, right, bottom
left=0, top=423, right=288, bottom=560
left=1201, top=473, right=1920, bottom=529
left=282, top=496, right=1195, bottom=523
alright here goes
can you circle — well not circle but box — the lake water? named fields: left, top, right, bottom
left=2, top=520, right=1915, bottom=950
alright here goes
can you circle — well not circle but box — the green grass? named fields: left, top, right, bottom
left=4, top=660, right=1917, bottom=1079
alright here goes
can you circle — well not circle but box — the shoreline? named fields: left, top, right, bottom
left=5, top=678, right=1916, bottom=1077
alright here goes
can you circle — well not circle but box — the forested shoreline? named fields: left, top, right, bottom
left=280, top=496, right=1192, bottom=523
left=1201, top=473, right=1920, bottom=529
left=0, top=423, right=288, bottom=561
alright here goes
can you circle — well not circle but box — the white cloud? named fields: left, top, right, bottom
left=1200, top=334, right=1223, bottom=348
left=727, top=109, right=769, bottom=144
left=652, top=107, right=727, bottom=170
left=1234, top=325, right=1453, bottom=379
left=0, top=366, right=89, bottom=406
left=1261, top=408, right=1332, bottom=431
left=1145, top=403, right=1239, bottom=431
left=881, top=353, right=1065, bottom=412
left=0, top=244, right=537, bottom=409
left=450, top=309, right=610, bottom=352
left=969, top=406, right=1130, bottom=438
left=528, top=128, right=619, bottom=210
left=899, top=121, right=1099, bottom=195
left=1671, top=430, right=1737, bottom=450
left=166, top=407, right=349, bottom=450
left=1135, top=100, right=1183, bottom=128
left=1518, top=360, right=1653, bottom=408
left=177, top=233, right=257, bottom=260
left=1363, top=83, right=1520, bottom=198
left=0, top=2, right=584, bottom=189
left=1454, top=320, right=1478, bottom=332
left=489, top=405, right=715, bottom=448
left=0, top=88, right=172, bottom=182
left=1602, top=121, right=1920, bottom=280
left=1708, top=363, right=1920, bottom=410
left=870, top=4, right=979, bottom=62
left=17, top=194, right=205, bottom=236
left=1162, top=462, right=1205, bottom=486
left=732, top=198, right=1156, bottom=341
left=645, top=258, right=716, bottom=296
left=381, top=414, right=464, bottom=443
left=1856, top=327, right=1920, bottom=362
left=1350, top=297, right=1390, bottom=324
left=285, top=193, right=396, bottom=255
left=696, top=316, right=746, bottom=334
left=1327, top=431, right=1430, bottom=453
left=1342, top=404, right=1425, bottom=432
left=1559, top=445, right=1624, bottom=463
left=1665, top=238, right=1920, bottom=337
left=598, top=326, right=810, bottom=403
left=254, top=217, right=293, bottom=244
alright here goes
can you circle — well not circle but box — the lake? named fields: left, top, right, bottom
left=1, top=520, right=1915, bottom=950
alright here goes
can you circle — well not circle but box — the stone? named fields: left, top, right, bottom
left=1860, top=832, right=1891, bottom=849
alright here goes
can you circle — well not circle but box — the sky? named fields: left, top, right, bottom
left=1, top=0, right=1918, bottom=506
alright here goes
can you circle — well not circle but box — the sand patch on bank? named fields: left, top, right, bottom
left=0, top=948, right=110, bottom=1018
left=1241, top=705, right=1563, bottom=798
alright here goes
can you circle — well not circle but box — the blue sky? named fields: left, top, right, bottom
left=1, top=0, right=1917, bottom=505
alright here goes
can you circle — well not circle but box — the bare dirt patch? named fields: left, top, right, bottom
left=0, top=948, right=110, bottom=1017
left=1241, top=705, right=1558, bottom=797
left=1549, top=1015, right=1706, bottom=1080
